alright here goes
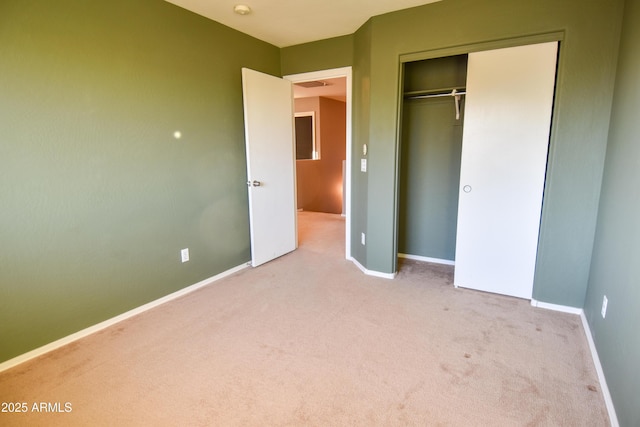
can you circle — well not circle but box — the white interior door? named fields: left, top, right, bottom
left=242, top=68, right=297, bottom=267
left=454, top=42, right=558, bottom=299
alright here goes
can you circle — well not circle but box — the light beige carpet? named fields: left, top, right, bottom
left=0, top=212, right=609, bottom=426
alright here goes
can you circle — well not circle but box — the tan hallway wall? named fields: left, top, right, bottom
left=295, top=97, right=346, bottom=214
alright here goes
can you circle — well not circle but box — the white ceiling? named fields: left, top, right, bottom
left=164, top=0, right=442, bottom=48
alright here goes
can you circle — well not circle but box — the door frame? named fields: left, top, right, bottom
left=284, top=66, right=353, bottom=260
left=394, top=33, right=564, bottom=276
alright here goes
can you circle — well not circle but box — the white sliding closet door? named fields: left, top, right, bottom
left=454, top=42, right=558, bottom=299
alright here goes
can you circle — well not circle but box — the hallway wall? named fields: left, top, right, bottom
left=295, top=97, right=346, bottom=214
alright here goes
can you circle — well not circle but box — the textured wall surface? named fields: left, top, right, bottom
left=584, top=0, right=640, bottom=424
left=295, top=97, right=346, bottom=215
left=0, top=0, right=280, bottom=362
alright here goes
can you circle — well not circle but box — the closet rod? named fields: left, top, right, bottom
left=404, top=90, right=466, bottom=100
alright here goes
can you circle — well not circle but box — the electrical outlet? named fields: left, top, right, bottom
left=361, top=159, right=367, bottom=172
left=601, top=295, right=608, bottom=319
left=181, top=248, right=189, bottom=263
left=361, top=233, right=366, bottom=245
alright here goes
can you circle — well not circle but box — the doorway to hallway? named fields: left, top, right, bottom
left=285, top=67, right=352, bottom=260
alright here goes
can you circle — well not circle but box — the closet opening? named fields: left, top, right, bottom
left=396, top=41, right=559, bottom=300
left=397, top=54, right=468, bottom=270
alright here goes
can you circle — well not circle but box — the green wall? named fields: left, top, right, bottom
left=583, top=0, right=640, bottom=424
left=281, top=34, right=353, bottom=76
left=398, top=97, right=463, bottom=261
left=353, top=0, right=624, bottom=307
left=350, top=22, right=373, bottom=265
left=398, top=56, right=467, bottom=261
left=0, top=0, right=280, bottom=362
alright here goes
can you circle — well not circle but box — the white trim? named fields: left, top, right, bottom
left=0, top=263, right=250, bottom=373
left=398, top=253, right=455, bottom=266
left=530, top=299, right=619, bottom=426
left=580, top=312, right=619, bottom=427
left=284, top=67, right=352, bottom=261
left=530, top=299, right=583, bottom=315
left=350, top=256, right=396, bottom=279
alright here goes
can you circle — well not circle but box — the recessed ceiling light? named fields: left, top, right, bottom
left=234, top=4, right=252, bottom=15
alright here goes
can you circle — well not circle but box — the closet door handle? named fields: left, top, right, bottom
left=463, top=185, right=472, bottom=193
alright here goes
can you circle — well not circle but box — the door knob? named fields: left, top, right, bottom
left=247, top=180, right=261, bottom=187
left=463, top=185, right=472, bottom=193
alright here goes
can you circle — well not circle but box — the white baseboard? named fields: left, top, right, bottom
left=530, top=299, right=583, bottom=315
left=0, top=263, right=250, bottom=373
left=349, top=257, right=396, bottom=279
left=530, top=299, right=618, bottom=426
left=580, top=312, right=619, bottom=427
left=398, top=253, right=455, bottom=266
